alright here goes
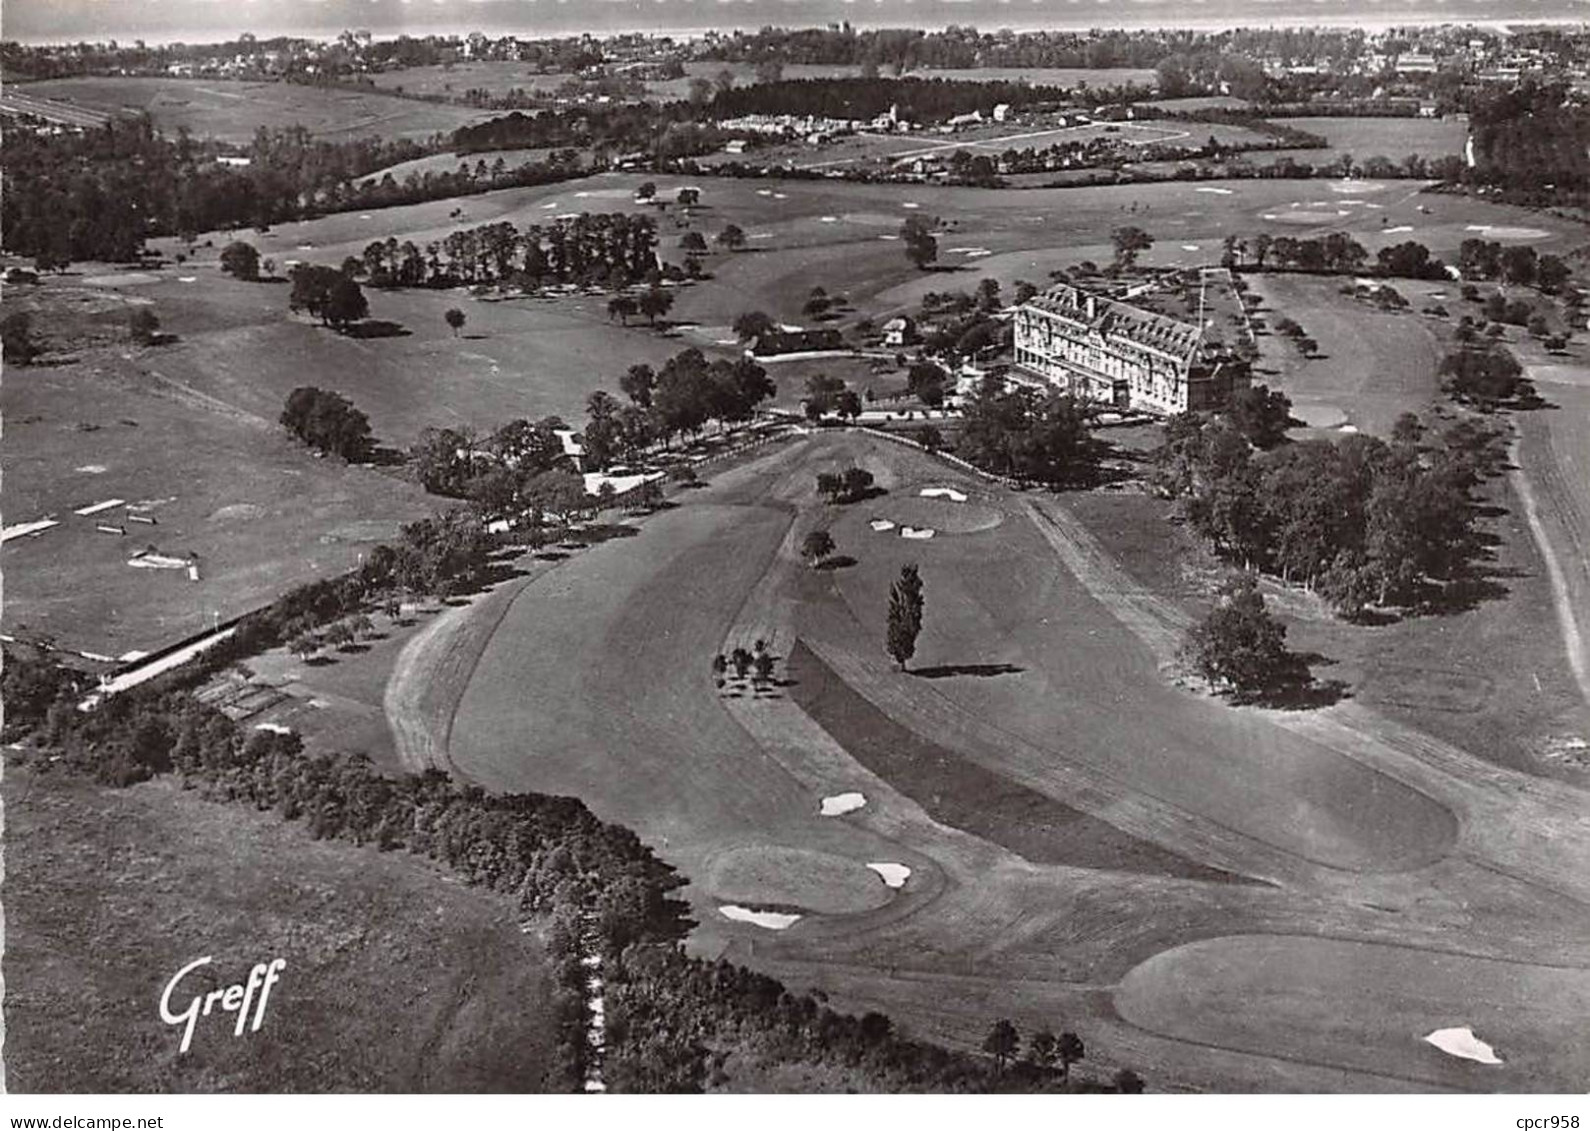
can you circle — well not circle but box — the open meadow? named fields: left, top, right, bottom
left=1271, top=115, right=1472, bottom=162
left=8, top=76, right=497, bottom=143
left=1, top=764, right=559, bottom=1091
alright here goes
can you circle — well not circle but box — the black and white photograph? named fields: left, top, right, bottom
left=2, top=0, right=1589, bottom=1113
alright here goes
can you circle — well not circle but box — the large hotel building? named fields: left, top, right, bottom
left=1013, top=283, right=1247, bottom=415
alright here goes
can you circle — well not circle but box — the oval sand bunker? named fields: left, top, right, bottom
left=867, top=863, right=912, bottom=889
left=900, top=526, right=936, bottom=540
left=719, top=906, right=801, bottom=930
left=821, top=792, right=866, bottom=816
left=886, top=496, right=1003, bottom=534
left=1424, top=1027, right=1503, bottom=1065
left=919, top=486, right=968, bottom=502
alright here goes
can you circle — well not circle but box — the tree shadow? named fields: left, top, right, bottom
left=912, top=663, right=1025, bottom=679
left=459, top=333, right=490, bottom=341
left=336, top=642, right=372, bottom=655
left=343, top=320, right=411, bottom=339
left=815, top=555, right=857, bottom=571
left=304, top=655, right=337, bottom=667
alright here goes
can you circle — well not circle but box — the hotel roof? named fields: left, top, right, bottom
left=1025, top=283, right=1205, bottom=361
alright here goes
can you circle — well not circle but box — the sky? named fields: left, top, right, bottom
left=4, top=0, right=1588, bottom=45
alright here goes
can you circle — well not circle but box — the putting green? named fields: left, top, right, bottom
left=1116, top=934, right=1590, bottom=1091
left=703, top=844, right=894, bottom=915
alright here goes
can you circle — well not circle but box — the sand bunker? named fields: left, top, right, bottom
left=1384, top=225, right=1415, bottom=234
left=879, top=234, right=900, bottom=241
left=1195, top=187, right=1234, bottom=195
left=820, top=792, right=866, bottom=816
left=1424, top=1027, right=1503, bottom=1065
left=81, top=272, right=159, bottom=287
left=757, top=189, right=773, bottom=196
left=76, top=465, right=108, bottom=474
left=209, top=503, right=265, bottom=522
left=1464, top=224, right=1550, bottom=240
left=73, top=498, right=125, bottom=516
left=900, top=526, right=937, bottom=540
left=178, top=276, right=197, bottom=283
left=820, top=215, right=839, bottom=223
left=129, top=552, right=190, bottom=570
left=867, top=863, right=912, bottom=888
left=2, top=519, right=59, bottom=543
left=1181, top=244, right=1200, bottom=252
left=719, top=906, right=802, bottom=930
left=902, top=202, right=921, bottom=209
left=870, top=518, right=896, bottom=531
left=920, top=487, right=968, bottom=502
left=1338, top=424, right=1360, bottom=434
left=1329, top=179, right=1386, bottom=193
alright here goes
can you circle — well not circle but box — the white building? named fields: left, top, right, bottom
left=1013, top=284, right=1246, bottom=415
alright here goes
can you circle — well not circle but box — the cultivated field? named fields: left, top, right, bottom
left=2, top=764, right=558, bottom=1091
left=418, top=428, right=1590, bottom=1091
left=9, top=77, right=496, bottom=143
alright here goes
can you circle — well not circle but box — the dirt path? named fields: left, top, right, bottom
left=1513, top=400, right=1590, bottom=710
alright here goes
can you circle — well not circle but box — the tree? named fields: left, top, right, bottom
left=1114, top=1068, right=1146, bottom=1094
left=279, top=386, right=373, bottom=462
left=608, top=295, right=638, bottom=325
left=801, top=529, right=836, bottom=566
left=1110, top=225, right=1154, bottom=270
left=1225, top=383, right=1292, bottom=449
left=2, top=311, right=38, bottom=365
left=677, top=187, right=701, bottom=208
left=324, top=274, right=369, bottom=331
left=981, top=1018, right=1019, bottom=1074
left=620, top=363, right=656, bottom=408
left=733, top=310, right=775, bottom=343
left=638, top=286, right=674, bottom=325
left=444, top=308, right=466, bottom=337
left=752, top=650, right=775, bottom=687
left=886, top=564, right=924, bottom=671
left=1181, top=577, right=1301, bottom=701
left=730, top=647, right=753, bottom=680
left=220, top=240, right=261, bottom=281
left=717, top=224, right=746, bottom=252
left=635, top=181, right=658, bottom=202
left=1026, top=1029, right=1058, bottom=1071
left=901, top=216, right=938, bottom=270
left=1056, top=1031, right=1085, bottom=1081
left=129, top=307, right=161, bottom=345
left=679, top=230, right=707, bottom=253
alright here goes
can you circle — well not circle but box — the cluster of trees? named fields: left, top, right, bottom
left=357, top=212, right=660, bottom=291
left=1181, top=578, right=1308, bottom=701
left=803, top=374, right=864, bottom=421
left=1464, top=83, right=1590, bottom=201
left=279, top=386, right=373, bottom=461
left=288, top=264, right=370, bottom=330
left=957, top=377, right=1104, bottom=488
left=1456, top=239, right=1572, bottom=294
left=816, top=466, right=878, bottom=504
left=709, top=76, right=1079, bottom=126
left=0, top=118, right=446, bottom=263
left=1439, top=340, right=1537, bottom=409
left=901, top=215, right=939, bottom=270
left=406, top=417, right=595, bottom=526
left=1154, top=411, right=1504, bottom=616
left=585, top=349, right=776, bottom=466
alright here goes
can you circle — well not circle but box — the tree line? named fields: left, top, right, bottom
left=1154, top=409, right=1508, bottom=618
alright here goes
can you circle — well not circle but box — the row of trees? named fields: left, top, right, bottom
left=1455, top=239, right=1573, bottom=293
left=1154, top=411, right=1503, bottom=617
left=356, top=212, right=660, bottom=291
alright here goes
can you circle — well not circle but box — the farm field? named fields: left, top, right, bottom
left=9, top=76, right=496, bottom=143
left=2, top=764, right=558, bottom=1091
left=425, top=427, right=1590, bottom=1091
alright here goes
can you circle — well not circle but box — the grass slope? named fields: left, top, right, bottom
left=2, top=765, right=557, bottom=1092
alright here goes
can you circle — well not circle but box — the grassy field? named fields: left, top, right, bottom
left=2, top=764, right=558, bottom=1092
left=420, top=427, right=1590, bottom=1090
left=1272, top=116, right=1472, bottom=162
left=11, top=77, right=495, bottom=143
left=1, top=276, right=432, bottom=657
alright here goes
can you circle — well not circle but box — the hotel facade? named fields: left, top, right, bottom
left=1013, top=283, right=1246, bottom=415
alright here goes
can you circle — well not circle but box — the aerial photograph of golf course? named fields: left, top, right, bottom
left=4, top=14, right=1590, bottom=1100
